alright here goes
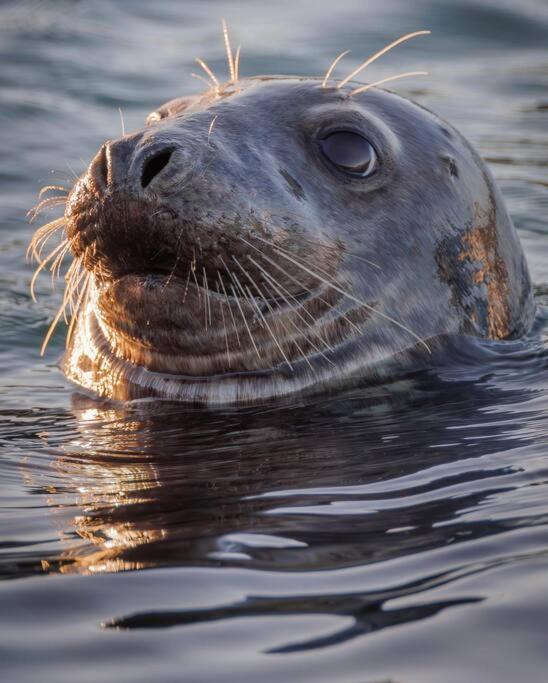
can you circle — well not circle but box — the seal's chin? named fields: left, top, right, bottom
left=91, top=266, right=325, bottom=377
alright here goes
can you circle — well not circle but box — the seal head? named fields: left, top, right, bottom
left=56, top=76, right=534, bottom=403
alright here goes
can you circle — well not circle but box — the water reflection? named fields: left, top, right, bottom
left=24, top=346, right=546, bottom=591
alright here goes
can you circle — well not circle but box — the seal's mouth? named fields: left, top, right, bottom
left=60, top=186, right=349, bottom=376
left=104, top=248, right=310, bottom=312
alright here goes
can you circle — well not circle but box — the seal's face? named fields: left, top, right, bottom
left=59, top=76, right=532, bottom=403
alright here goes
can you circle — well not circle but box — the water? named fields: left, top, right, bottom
left=1, top=1, right=548, bottom=681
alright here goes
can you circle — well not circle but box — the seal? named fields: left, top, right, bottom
left=29, top=27, right=535, bottom=404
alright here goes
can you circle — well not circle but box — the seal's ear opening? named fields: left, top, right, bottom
left=146, top=95, right=199, bottom=125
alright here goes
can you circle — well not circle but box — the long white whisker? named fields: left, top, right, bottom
left=240, top=236, right=362, bottom=334
left=229, top=269, right=264, bottom=329
left=66, top=272, right=90, bottom=348
left=30, top=240, right=67, bottom=302
left=337, top=30, right=430, bottom=89
left=182, top=266, right=192, bottom=304
left=118, top=107, right=126, bottom=136
left=216, top=282, right=231, bottom=366
left=221, top=18, right=236, bottom=82
left=349, top=71, right=428, bottom=98
left=38, top=185, right=69, bottom=200
left=27, top=217, right=66, bottom=261
left=246, top=255, right=336, bottom=355
left=219, top=256, right=262, bottom=359
left=258, top=275, right=324, bottom=371
left=232, top=257, right=294, bottom=370
left=230, top=282, right=261, bottom=360
left=207, top=114, right=218, bottom=144
left=217, top=272, right=241, bottom=347
left=191, top=72, right=214, bottom=90
left=28, top=196, right=67, bottom=223
left=322, top=50, right=350, bottom=88
left=195, top=57, right=220, bottom=93
left=234, top=45, right=241, bottom=82
left=202, top=266, right=212, bottom=329
left=252, top=236, right=431, bottom=352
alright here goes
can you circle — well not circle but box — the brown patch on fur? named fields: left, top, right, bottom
left=458, top=203, right=510, bottom=339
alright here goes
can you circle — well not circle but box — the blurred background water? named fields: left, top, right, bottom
left=1, top=1, right=547, bottom=681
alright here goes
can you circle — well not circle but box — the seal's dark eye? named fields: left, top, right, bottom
left=319, top=131, right=378, bottom=177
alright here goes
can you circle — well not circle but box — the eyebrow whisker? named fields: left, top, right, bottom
left=337, top=30, right=430, bottom=89
left=321, top=50, right=351, bottom=88
left=348, top=71, right=428, bottom=97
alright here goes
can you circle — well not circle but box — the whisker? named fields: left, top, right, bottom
left=221, top=18, right=236, bottom=82
left=195, top=57, right=220, bottom=93
left=28, top=196, right=67, bottom=222
left=208, top=114, right=218, bottom=143
left=40, top=267, right=80, bottom=356
left=191, top=72, right=215, bottom=90
left=38, top=185, right=69, bottom=199
left=30, top=239, right=68, bottom=302
left=254, top=236, right=431, bottom=352
left=118, top=107, right=126, bottom=136
left=26, top=217, right=65, bottom=261
left=223, top=261, right=265, bottom=331
left=220, top=255, right=262, bottom=327
left=257, top=274, right=322, bottom=371
left=232, top=256, right=333, bottom=367
left=33, top=229, right=64, bottom=263
left=349, top=71, right=428, bottom=98
left=232, top=257, right=297, bottom=370
left=216, top=282, right=231, bottom=366
left=217, top=272, right=241, bottom=347
left=230, top=282, right=261, bottom=360
left=240, top=236, right=362, bottom=334
left=337, top=30, right=430, bottom=89
left=220, top=257, right=261, bottom=359
left=321, top=50, right=351, bottom=88
left=182, top=266, right=192, bottom=304
left=63, top=263, right=86, bottom=325
left=260, top=210, right=382, bottom=269
left=234, top=45, right=241, bottom=82
left=65, top=161, right=80, bottom=182
left=260, top=238, right=352, bottom=296
left=190, top=250, right=202, bottom=307
left=40, top=305, right=66, bottom=356
left=202, top=266, right=212, bottom=329
left=66, top=272, right=90, bottom=349
left=50, top=243, right=70, bottom=287
left=244, top=281, right=294, bottom=370
left=246, top=255, right=336, bottom=355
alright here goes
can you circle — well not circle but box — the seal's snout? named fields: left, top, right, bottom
left=88, top=134, right=154, bottom=194
left=65, top=130, right=183, bottom=274
left=96, top=136, right=176, bottom=192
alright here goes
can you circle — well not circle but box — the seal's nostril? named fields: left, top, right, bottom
left=89, top=144, right=109, bottom=189
left=99, top=145, right=109, bottom=186
left=141, top=149, right=173, bottom=188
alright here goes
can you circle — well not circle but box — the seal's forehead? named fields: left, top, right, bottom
left=151, top=77, right=345, bottom=122
left=147, top=75, right=440, bottom=146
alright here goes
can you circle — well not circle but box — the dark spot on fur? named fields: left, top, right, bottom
left=440, top=126, right=453, bottom=139
left=441, top=155, right=459, bottom=178
left=279, top=168, right=305, bottom=201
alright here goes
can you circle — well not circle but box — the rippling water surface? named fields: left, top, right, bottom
left=1, top=1, right=548, bottom=681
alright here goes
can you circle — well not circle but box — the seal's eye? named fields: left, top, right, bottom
left=319, top=131, right=378, bottom=177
